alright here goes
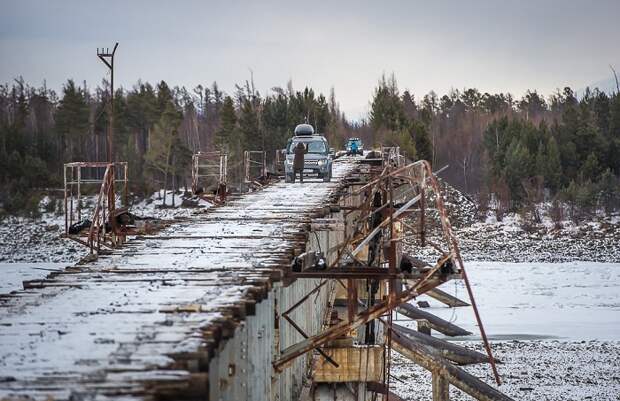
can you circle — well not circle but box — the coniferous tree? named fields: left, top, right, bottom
left=55, top=80, right=89, bottom=160
left=216, top=96, right=237, bottom=153
left=144, top=103, right=182, bottom=206
left=545, top=136, right=563, bottom=191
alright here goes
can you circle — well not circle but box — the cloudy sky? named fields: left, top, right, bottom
left=1, top=0, right=619, bottom=119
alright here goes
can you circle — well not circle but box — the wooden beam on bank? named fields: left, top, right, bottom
left=392, top=323, right=490, bottom=365
left=426, top=288, right=470, bottom=307
left=391, top=330, right=514, bottom=401
left=397, top=302, right=472, bottom=337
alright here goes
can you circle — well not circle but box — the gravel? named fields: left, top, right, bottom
left=391, top=340, right=620, bottom=401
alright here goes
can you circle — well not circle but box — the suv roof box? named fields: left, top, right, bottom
left=294, top=124, right=315, bottom=136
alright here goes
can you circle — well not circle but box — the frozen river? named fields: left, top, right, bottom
left=401, top=261, right=620, bottom=341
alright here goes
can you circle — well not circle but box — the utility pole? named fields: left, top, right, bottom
left=96, top=43, right=119, bottom=243
left=97, top=43, right=118, bottom=162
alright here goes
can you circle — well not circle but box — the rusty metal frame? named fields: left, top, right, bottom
left=243, top=150, right=268, bottom=186
left=274, top=148, right=286, bottom=176
left=277, top=154, right=502, bottom=387
left=280, top=279, right=339, bottom=368
left=63, top=161, right=128, bottom=254
left=191, top=151, right=227, bottom=203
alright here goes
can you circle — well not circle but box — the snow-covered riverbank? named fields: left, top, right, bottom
left=392, top=261, right=620, bottom=400
left=0, top=190, right=212, bottom=263
left=392, top=339, right=620, bottom=401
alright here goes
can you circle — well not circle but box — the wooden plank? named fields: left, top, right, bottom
left=397, top=302, right=472, bottom=337
left=392, top=323, right=490, bottom=366
left=313, top=346, right=383, bottom=382
left=391, top=330, right=514, bottom=401
left=432, top=370, right=450, bottom=401
left=426, top=288, right=470, bottom=307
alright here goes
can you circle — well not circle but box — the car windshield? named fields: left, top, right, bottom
left=288, top=140, right=327, bottom=154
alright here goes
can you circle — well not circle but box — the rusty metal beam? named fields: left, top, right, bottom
left=273, top=254, right=453, bottom=371
left=289, top=268, right=404, bottom=280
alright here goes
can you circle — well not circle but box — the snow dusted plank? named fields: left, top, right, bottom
left=0, top=159, right=358, bottom=400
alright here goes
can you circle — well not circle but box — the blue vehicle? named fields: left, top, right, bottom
left=346, top=137, right=363, bottom=155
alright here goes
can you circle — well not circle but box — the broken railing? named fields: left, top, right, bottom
left=191, top=151, right=227, bottom=203
left=278, top=157, right=508, bottom=400
left=274, top=148, right=286, bottom=176
left=243, top=150, right=268, bottom=188
left=63, top=161, right=128, bottom=253
left=381, top=146, right=406, bottom=168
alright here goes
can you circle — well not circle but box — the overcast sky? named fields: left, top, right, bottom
left=1, top=0, right=619, bottom=120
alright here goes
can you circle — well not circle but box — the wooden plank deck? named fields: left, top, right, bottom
left=0, top=160, right=358, bottom=401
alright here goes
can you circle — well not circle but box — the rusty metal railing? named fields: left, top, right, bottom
left=191, top=151, right=227, bottom=203
left=63, top=161, right=128, bottom=253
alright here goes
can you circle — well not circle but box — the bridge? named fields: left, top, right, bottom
left=0, top=153, right=514, bottom=401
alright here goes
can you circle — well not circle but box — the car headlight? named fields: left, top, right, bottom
left=318, top=159, right=326, bottom=166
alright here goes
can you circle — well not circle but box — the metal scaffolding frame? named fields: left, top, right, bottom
left=191, top=151, right=228, bottom=203
left=381, top=146, right=406, bottom=168
left=243, top=150, right=268, bottom=185
left=63, top=161, right=129, bottom=253
left=274, top=148, right=287, bottom=176
left=278, top=154, right=505, bottom=400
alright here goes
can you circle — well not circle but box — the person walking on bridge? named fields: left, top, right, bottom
left=293, top=141, right=307, bottom=183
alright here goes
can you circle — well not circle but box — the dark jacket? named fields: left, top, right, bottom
left=293, top=142, right=307, bottom=170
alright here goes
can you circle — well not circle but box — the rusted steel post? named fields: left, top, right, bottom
left=243, top=150, right=250, bottom=183
left=346, top=278, right=357, bottom=322
left=108, top=164, right=116, bottom=246
left=63, top=165, right=68, bottom=235
left=77, top=166, right=81, bottom=221
left=68, top=166, right=74, bottom=228
left=388, top=175, right=396, bottom=274
left=419, top=184, right=426, bottom=247
left=123, top=163, right=128, bottom=207
left=454, top=249, right=501, bottom=385
left=420, top=158, right=501, bottom=385
left=386, top=171, right=397, bottom=401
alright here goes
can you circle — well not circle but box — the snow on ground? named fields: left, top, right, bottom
left=391, top=340, right=620, bottom=401
left=410, top=180, right=620, bottom=263
left=0, top=159, right=358, bottom=400
left=0, top=212, right=85, bottom=263
left=0, top=191, right=213, bottom=263
left=0, top=263, right=67, bottom=294
left=452, top=214, right=620, bottom=263
left=394, top=180, right=620, bottom=400
left=391, top=261, right=620, bottom=400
